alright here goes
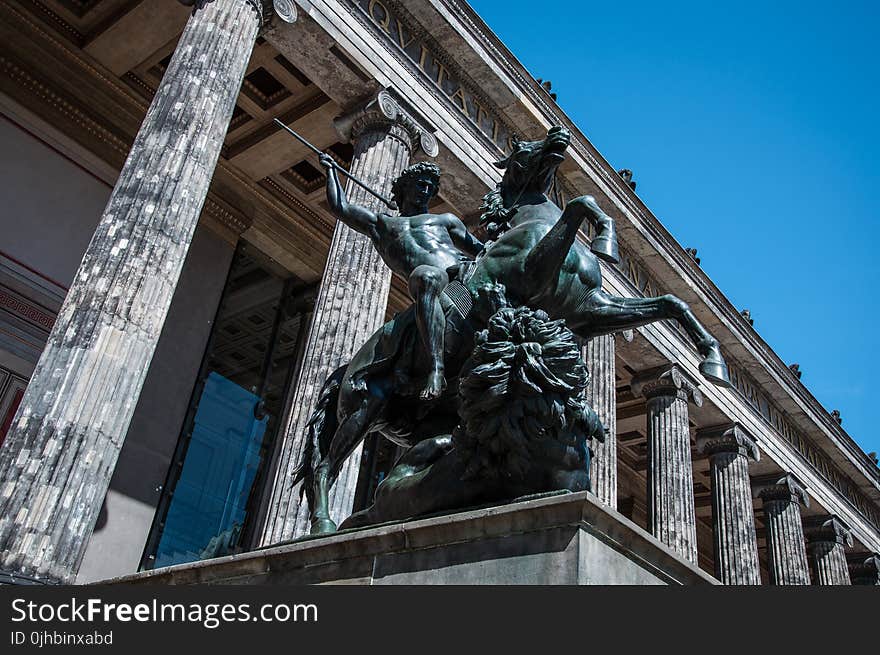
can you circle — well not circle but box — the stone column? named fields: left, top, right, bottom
left=696, top=423, right=761, bottom=584
left=847, top=553, right=880, bottom=585
left=756, top=473, right=811, bottom=585
left=0, top=0, right=261, bottom=584
left=261, top=90, right=437, bottom=544
left=805, top=516, right=853, bottom=585
left=584, top=334, right=617, bottom=508
left=631, top=364, right=702, bottom=565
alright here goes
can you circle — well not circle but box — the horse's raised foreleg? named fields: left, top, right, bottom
left=311, top=394, right=388, bottom=534
left=574, top=289, right=732, bottom=387
left=524, top=196, right=618, bottom=304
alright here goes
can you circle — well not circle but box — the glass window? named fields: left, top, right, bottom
left=143, top=244, right=312, bottom=569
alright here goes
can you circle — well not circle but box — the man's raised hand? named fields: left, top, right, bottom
left=318, top=153, right=335, bottom=170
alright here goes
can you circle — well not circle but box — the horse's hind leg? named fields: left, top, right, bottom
left=575, top=290, right=732, bottom=387
left=311, top=395, right=388, bottom=534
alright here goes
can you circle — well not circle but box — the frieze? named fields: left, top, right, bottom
left=0, top=286, right=56, bottom=333
left=727, top=360, right=879, bottom=528
left=351, top=0, right=517, bottom=153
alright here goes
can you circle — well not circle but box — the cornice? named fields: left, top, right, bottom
left=339, top=0, right=516, bottom=157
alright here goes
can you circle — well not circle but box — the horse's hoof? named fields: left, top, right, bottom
left=310, top=517, right=337, bottom=535
left=700, top=355, right=733, bottom=388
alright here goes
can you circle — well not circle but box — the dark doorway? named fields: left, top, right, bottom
left=142, top=243, right=313, bottom=569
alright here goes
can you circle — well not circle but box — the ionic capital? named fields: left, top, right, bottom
left=631, top=364, right=702, bottom=406
left=334, top=89, right=439, bottom=157
left=754, top=473, right=810, bottom=508
left=696, top=422, right=760, bottom=462
left=847, top=553, right=880, bottom=585
left=804, top=515, right=854, bottom=548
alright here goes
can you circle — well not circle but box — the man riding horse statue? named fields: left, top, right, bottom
left=295, top=125, right=731, bottom=534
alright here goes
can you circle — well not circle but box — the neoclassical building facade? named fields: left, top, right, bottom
left=0, top=0, right=877, bottom=585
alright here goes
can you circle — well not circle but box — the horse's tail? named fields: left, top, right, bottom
left=290, top=365, right=348, bottom=508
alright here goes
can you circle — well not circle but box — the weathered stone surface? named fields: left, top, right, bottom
left=106, top=492, right=718, bottom=585
left=756, top=473, right=811, bottom=585
left=805, top=516, right=852, bottom=585
left=261, top=91, right=431, bottom=544
left=584, top=333, right=617, bottom=508
left=697, top=423, right=761, bottom=585
left=847, top=552, right=880, bottom=585
left=632, top=364, right=702, bottom=565
left=0, top=0, right=259, bottom=584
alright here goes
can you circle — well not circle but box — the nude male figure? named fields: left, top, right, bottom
left=319, top=154, right=484, bottom=400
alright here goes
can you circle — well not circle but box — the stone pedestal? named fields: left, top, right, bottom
left=805, top=516, right=852, bottom=585
left=632, top=364, right=702, bottom=565
left=109, top=492, right=717, bottom=586
left=261, top=91, right=436, bottom=544
left=847, top=553, right=880, bottom=585
left=584, top=333, right=617, bottom=508
left=757, top=474, right=811, bottom=585
left=0, top=0, right=260, bottom=584
left=697, top=423, right=761, bottom=585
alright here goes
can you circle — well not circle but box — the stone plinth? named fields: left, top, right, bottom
left=108, top=492, right=717, bottom=586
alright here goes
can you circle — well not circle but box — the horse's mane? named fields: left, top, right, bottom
left=478, top=185, right=513, bottom=241
left=454, top=306, right=602, bottom=481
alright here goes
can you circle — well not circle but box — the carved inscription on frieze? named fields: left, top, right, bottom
left=354, top=0, right=516, bottom=152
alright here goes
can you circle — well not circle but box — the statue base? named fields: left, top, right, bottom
left=105, top=492, right=716, bottom=585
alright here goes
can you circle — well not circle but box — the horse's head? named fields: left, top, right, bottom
left=479, top=126, right=571, bottom=238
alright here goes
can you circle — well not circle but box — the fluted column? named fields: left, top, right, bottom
left=261, top=90, right=437, bottom=544
left=805, top=516, right=852, bottom=585
left=847, top=553, right=880, bottom=585
left=756, top=474, right=811, bottom=585
left=632, top=364, right=702, bottom=564
left=584, top=333, right=617, bottom=508
left=0, top=0, right=261, bottom=584
left=697, top=423, right=761, bottom=584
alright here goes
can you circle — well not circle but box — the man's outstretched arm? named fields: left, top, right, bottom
left=319, top=153, right=380, bottom=240
left=447, top=216, right=484, bottom=258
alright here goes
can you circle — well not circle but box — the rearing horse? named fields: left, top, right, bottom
left=298, top=126, right=730, bottom=535
left=464, top=125, right=730, bottom=385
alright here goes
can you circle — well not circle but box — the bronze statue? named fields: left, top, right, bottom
left=341, top=304, right=604, bottom=528
left=319, top=154, right=483, bottom=400
left=295, top=126, right=732, bottom=534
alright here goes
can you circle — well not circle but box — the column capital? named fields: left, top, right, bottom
left=631, top=364, right=702, bottom=406
left=804, top=515, right=854, bottom=548
left=179, top=0, right=266, bottom=21
left=696, top=422, right=760, bottom=461
left=847, top=553, right=880, bottom=585
left=754, top=473, right=810, bottom=507
left=334, top=89, right=439, bottom=157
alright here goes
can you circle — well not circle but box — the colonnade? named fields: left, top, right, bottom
left=0, top=0, right=875, bottom=585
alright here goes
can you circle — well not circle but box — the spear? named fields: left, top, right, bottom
left=273, top=118, right=398, bottom=210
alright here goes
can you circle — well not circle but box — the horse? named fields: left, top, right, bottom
left=297, top=125, right=731, bottom=534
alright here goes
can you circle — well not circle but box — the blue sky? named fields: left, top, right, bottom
left=469, top=0, right=879, bottom=458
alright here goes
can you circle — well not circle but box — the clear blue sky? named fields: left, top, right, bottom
left=469, top=0, right=879, bottom=458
